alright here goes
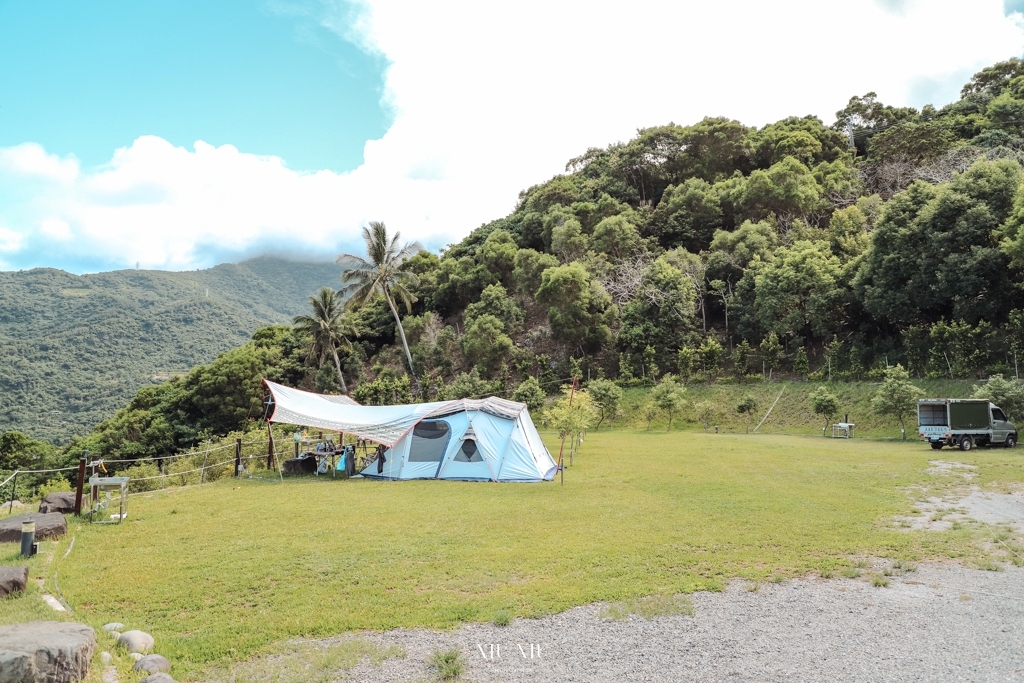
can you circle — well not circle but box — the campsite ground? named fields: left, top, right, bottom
left=3, top=430, right=1024, bottom=681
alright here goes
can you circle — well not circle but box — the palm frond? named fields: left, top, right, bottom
left=341, top=281, right=378, bottom=309
left=336, top=253, right=373, bottom=271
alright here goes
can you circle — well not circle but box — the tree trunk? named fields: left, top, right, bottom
left=383, top=287, right=423, bottom=395
left=330, top=342, right=349, bottom=394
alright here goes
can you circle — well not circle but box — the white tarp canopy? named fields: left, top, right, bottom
left=263, top=380, right=556, bottom=482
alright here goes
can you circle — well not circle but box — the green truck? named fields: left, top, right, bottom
left=917, top=398, right=1017, bottom=451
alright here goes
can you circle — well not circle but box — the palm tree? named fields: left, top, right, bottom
left=293, top=287, right=357, bottom=394
left=337, top=222, right=424, bottom=393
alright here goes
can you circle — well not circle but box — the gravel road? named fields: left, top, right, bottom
left=346, top=562, right=1024, bottom=683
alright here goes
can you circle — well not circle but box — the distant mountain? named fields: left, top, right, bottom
left=0, top=257, right=342, bottom=443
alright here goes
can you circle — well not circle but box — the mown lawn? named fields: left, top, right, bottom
left=3, top=430, right=1023, bottom=680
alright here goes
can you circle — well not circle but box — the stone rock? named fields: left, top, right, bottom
left=117, top=629, right=154, bottom=654
left=140, top=673, right=179, bottom=683
left=0, top=621, right=95, bottom=683
left=133, top=654, right=171, bottom=674
left=128, top=652, right=144, bottom=661
left=103, top=623, right=124, bottom=632
left=99, top=651, right=112, bottom=665
left=0, top=566, right=28, bottom=597
left=0, top=513, right=68, bottom=543
left=8, top=500, right=26, bottom=510
left=39, top=491, right=78, bottom=514
left=101, top=665, right=119, bottom=683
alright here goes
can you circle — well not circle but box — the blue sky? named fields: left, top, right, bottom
left=0, top=0, right=390, bottom=172
left=1, top=0, right=1023, bottom=274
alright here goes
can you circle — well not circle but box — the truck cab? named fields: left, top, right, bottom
left=917, top=398, right=1017, bottom=451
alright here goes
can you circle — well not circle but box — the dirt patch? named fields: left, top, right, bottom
left=925, top=459, right=978, bottom=479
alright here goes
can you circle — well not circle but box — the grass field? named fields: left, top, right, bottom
left=3, top=429, right=1023, bottom=681
left=616, top=378, right=981, bottom=435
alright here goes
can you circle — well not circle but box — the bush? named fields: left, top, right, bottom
left=35, top=478, right=73, bottom=502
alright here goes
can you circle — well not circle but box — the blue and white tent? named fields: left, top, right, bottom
left=263, top=380, right=556, bottom=482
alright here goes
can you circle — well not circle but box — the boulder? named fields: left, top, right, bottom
left=102, top=623, right=124, bottom=632
left=117, top=630, right=154, bottom=654
left=39, top=492, right=78, bottom=514
left=8, top=500, right=26, bottom=510
left=140, top=674, right=178, bottom=683
left=0, top=565, right=28, bottom=597
left=133, top=654, right=171, bottom=673
left=0, top=621, right=95, bottom=683
left=0, top=513, right=67, bottom=543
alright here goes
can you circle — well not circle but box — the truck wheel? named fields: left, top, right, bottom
left=930, top=442, right=943, bottom=450
left=1006, top=434, right=1017, bottom=449
left=959, top=435, right=973, bottom=451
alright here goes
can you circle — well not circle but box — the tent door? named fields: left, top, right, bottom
left=403, top=419, right=452, bottom=479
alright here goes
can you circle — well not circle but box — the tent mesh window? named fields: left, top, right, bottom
left=408, top=421, right=450, bottom=462
left=454, top=439, right=483, bottom=462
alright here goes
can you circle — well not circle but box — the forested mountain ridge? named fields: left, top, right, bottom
left=0, top=257, right=341, bottom=442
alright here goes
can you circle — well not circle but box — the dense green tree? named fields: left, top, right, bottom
left=858, top=160, right=1021, bottom=325
left=740, top=241, right=845, bottom=339
left=464, top=283, right=524, bottom=334
left=512, top=248, right=559, bottom=296
left=592, top=215, right=641, bottom=259
left=461, top=314, right=514, bottom=377
left=536, top=263, right=616, bottom=352
left=705, top=220, right=778, bottom=283
left=477, top=229, right=519, bottom=281
left=512, top=377, right=546, bottom=414
left=551, top=218, right=589, bottom=262
left=647, top=178, right=724, bottom=251
left=738, top=157, right=821, bottom=221
left=754, top=116, right=849, bottom=168
left=618, top=256, right=698, bottom=364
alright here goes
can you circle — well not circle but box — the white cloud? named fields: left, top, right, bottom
left=2, top=0, right=1024, bottom=272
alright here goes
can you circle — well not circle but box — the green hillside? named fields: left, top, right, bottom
left=0, top=257, right=341, bottom=442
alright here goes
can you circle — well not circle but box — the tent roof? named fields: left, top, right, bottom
left=263, top=380, right=527, bottom=446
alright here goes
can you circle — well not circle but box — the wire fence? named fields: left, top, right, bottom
left=0, top=430, right=313, bottom=510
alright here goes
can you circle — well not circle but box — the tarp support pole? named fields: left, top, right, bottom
left=557, top=376, right=577, bottom=485
left=267, top=422, right=275, bottom=470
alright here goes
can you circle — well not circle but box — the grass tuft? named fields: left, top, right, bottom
left=492, top=609, right=512, bottom=627
left=429, top=648, right=465, bottom=681
left=599, top=594, right=694, bottom=621
left=208, top=639, right=405, bottom=683
left=871, top=575, right=890, bottom=588
left=975, top=559, right=1004, bottom=572
left=841, top=567, right=862, bottom=579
